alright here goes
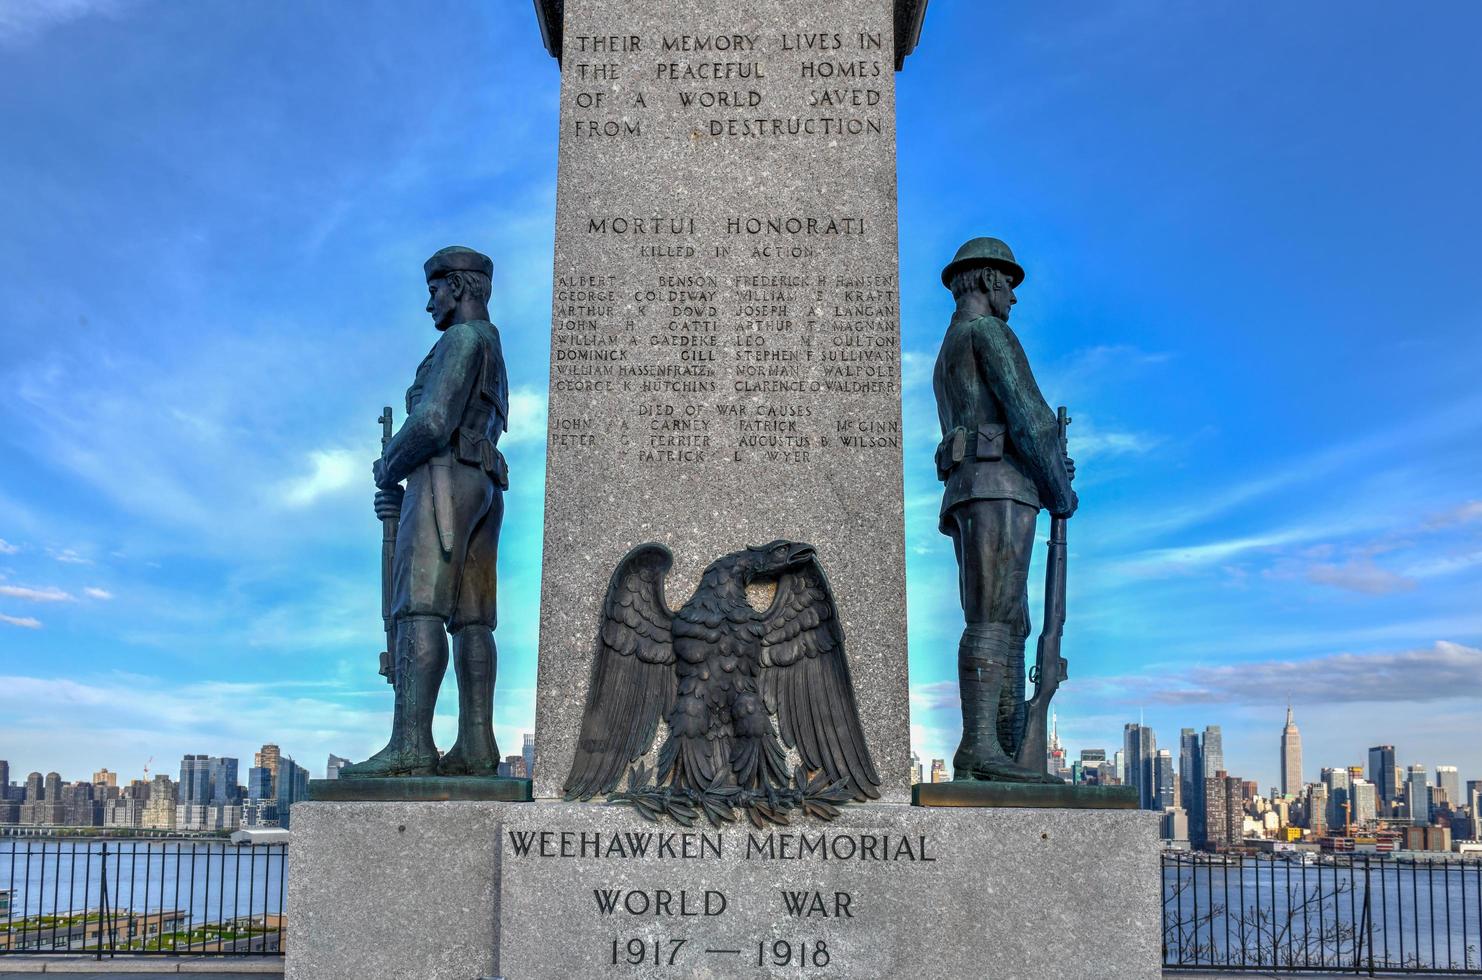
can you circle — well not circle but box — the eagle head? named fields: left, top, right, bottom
left=740, top=539, right=816, bottom=582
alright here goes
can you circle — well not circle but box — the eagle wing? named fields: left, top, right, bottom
left=759, top=556, right=882, bottom=801
left=562, top=543, right=677, bottom=800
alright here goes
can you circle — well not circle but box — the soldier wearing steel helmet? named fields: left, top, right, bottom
left=934, top=237, right=1075, bottom=783
left=342, top=246, right=510, bottom=778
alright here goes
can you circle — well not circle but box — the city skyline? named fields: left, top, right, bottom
left=2, top=4, right=1480, bottom=784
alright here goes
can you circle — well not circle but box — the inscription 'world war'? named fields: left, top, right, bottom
left=563, top=540, right=880, bottom=826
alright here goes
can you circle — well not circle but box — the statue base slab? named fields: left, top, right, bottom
left=287, top=800, right=1160, bottom=980
left=307, top=775, right=532, bottom=802
left=913, top=780, right=1138, bottom=809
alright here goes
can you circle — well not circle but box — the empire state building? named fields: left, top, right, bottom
left=1280, top=703, right=1303, bottom=797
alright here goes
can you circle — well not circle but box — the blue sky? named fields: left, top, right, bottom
left=1, top=1, right=1479, bottom=794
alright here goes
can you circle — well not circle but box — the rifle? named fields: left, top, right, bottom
left=1014, top=405, right=1071, bottom=774
left=377, top=407, right=396, bottom=686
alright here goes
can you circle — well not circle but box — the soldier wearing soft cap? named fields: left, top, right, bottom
left=933, top=237, right=1076, bottom=783
left=342, top=246, right=510, bottom=778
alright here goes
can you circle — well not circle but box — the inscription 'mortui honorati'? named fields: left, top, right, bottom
left=563, top=540, right=879, bottom=825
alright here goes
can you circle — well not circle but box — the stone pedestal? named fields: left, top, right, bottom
left=287, top=800, right=1161, bottom=980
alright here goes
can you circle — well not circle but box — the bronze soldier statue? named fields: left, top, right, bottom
left=342, top=246, right=510, bottom=778
left=934, top=238, right=1075, bottom=783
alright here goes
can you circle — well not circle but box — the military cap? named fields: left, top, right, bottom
left=940, top=237, right=1024, bottom=289
left=424, top=245, right=493, bottom=282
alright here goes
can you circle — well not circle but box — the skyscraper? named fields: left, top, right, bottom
left=1406, top=765, right=1429, bottom=825
left=1201, top=726, right=1224, bottom=774
left=1279, top=704, right=1302, bottom=797
left=929, top=759, right=947, bottom=783
left=24, top=772, right=43, bottom=802
left=179, top=755, right=211, bottom=805
left=275, top=757, right=310, bottom=829
left=1437, top=766, right=1460, bottom=807
left=1180, top=729, right=1202, bottom=842
left=325, top=755, right=350, bottom=780
left=1350, top=780, right=1378, bottom=828
left=254, top=744, right=281, bottom=795
left=0, top=760, right=8, bottom=798
left=247, top=766, right=273, bottom=801
left=1322, top=767, right=1351, bottom=832
left=92, top=768, right=117, bottom=788
left=1154, top=750, right=1176, bottom=810
left=522, top=733, right=536, bottom=782
left=1368, top=745, right=1397, bottom=811
left=1123, top=723, right=1156, bottom=810
left=208, top=757, right=239, bottom=804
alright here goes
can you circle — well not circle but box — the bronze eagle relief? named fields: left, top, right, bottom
left=563, top=540, right=881, bottom=826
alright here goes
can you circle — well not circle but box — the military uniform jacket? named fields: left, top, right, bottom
left=382, top=319, right=509, bottom=488
left=932, top=310, right=1072, bottom=531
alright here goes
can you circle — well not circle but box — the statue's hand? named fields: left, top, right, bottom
left=1052, top=490, right=1079, bottom=520
left=372, top=456, right=394, bottom=490
left=1063, top=452, right=1076, bottom=483
left=374, top=485, right=404, bottom=522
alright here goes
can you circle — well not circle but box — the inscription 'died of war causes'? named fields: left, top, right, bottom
left=505, top=825, right=937, bottom=972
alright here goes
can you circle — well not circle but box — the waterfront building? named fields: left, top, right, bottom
left=44, top=772, right=61, bottom=799
left=92, top=768, right=117, bottom=788
left=0, top=760, right=8, bottom=798
left=1280, top=704, right=1302, bottom=797
left=142, top=774, right=177, bottom=830
left=1161, top=808, right=1189, bottom=844
left=24, top=772, right=42, bottom=802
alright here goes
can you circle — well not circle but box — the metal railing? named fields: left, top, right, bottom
left=1164, top=850, right=1482, bottom=974
left=1, top=838, right=285, bottom=958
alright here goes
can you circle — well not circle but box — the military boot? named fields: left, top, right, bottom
left=340, top=615, right=446, bottom=778
left=952, top=624, right=1058, bottom=783
left=439, top=626, right=501, bottom=776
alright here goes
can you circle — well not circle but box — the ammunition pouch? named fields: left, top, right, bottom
left=935, top=423, right=1007, bottom=481
left=453, top=427, right=509, bottom=491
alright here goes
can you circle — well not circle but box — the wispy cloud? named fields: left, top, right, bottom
left=1305, top=558, right=1414, bottom=595
left=0, top=613, right=43, bottom=629
left=1424, top=500, right=1482, bottom=529
left=83, top=587, right=114, bottom=600
left=279, top=447, right=365, bottom=508
left=50, top=548, right=92, bottom=565
left=1090, top=641, right=1482, bottom=707
left=503, top=386, right=549, bottom=447
left=0, top=539, right=19, bottom=555
left=0, top=584, right=75, bottom=603
left=0, top=0, right=130, bottom=45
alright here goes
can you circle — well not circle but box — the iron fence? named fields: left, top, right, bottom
left=0, top=838, right=285, bottom=958
left=1164, top=850, right=1482, bottom=974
